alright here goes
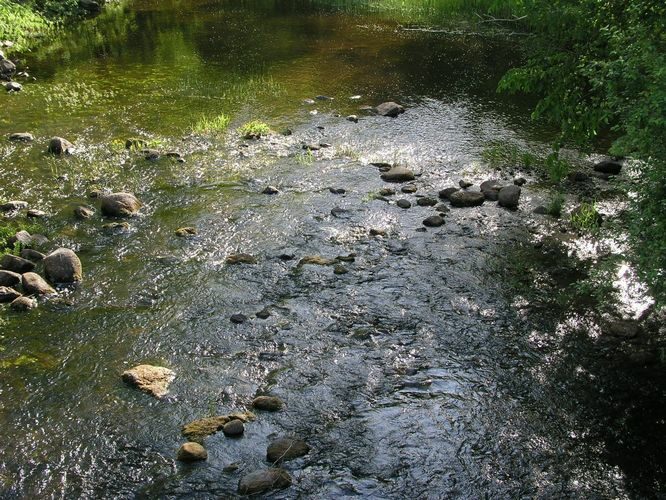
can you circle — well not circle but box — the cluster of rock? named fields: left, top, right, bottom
left=0, top=49, right=22, bottom=92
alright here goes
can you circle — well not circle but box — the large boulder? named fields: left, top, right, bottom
left=267, top=437, right=310, bottom=463
left=43, top=248, right=82, bottom=283
left=438, top=187, right=459, bottom=200
left=375, top=102, right=405, bottom=117
left=480, top=180, right=504, bottom=201
left=252, top=395, right=284, bottom=411
left=0, top=59, right=15, bottom=76
left=238, top=468, right=292, bottom=495
left=47, top=137, right=74, bottom=155
left=177, top=442, right=207, bottom=462
left=0, top=286, right=21, bottom=303
left=0, top=254, right=35, bottom=273
left=9, top=133, right=34, bottom=142
left=0, top=270, right=21, bottom=287
left=122, top=364, right=175, bottom=398
left=449, top=191, right=485, bottom=208
left=498, top=185, right=522, bottom=209
left=10, top=296, right=36, bottom=311
left=380, top=166, right=415, bottom=183
left=594, top=159, right=622, bottom=175
left=100, top=192, right=142, bottom=217
left=21, top=272, right=55, bottom=295
left=0, top=200, right=28, bottom=212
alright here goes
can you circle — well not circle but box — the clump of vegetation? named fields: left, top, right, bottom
left=545, top=191, right=565, bottom=217
left=295, top=150, right=315, bottom=166
left=481, top=140, right=538, bottom=169
left=0, top=221, right=43, bottom=256
left=570, top=202, right=602, bottom=233
left=192, top=113, right=231, bottom=135
left=0, top=0, right=51, bottom=51
left=544, top=152, right=570, bottom=183
left=238, top=120, right=270, bottom=139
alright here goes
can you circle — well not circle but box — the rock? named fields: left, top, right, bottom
left=10, top=296, right=36, bottom=311
left=423, top=215, right=445, bottom=227
left=100, top=192, right=142, bottom=217
left=533, top=206, right=549, bottom=215
left=333, top=265, right=348, bottom=275
left=594, top=159, right=622, bottom=175
left=375, top=102, right=405, bottom=117
left=252, top=395, right=284, bottom=411
left=346, top=115, right=358, bottom=123
left=182, top=412, right=256, bottom=441
left=0, top=270, right=21, bottom=287
left=74, top=205, right=95, bottom=219
left=26, top=209, right=47, bottom=218
left=449, top=191, right=485, bottom=208
left=513, top=177, right=527, bottom=186
left=315, top=95, right=334, bottom=101
left=369, top=228, right=387, bottom=237
left=47, top=137, right=74, bottom=155
left=21, top=272, right=55, bottom=295
left=79, top=0, right=102, bottom=14
left=302, top=143, right=320, bottom=151
left=262, top=185, right=279, bottom=195
left=435, top=203, right=450, bottom=214
left=297, top=255, right=337, bottom=267
left=459, top=180, right=473, bottom=189
left=8, top=133, right=33, bottom=142
left=175, top=227, right=197, bottom=237
left=122, top=364, right=175, bottom=398
left=30, top=234, right=49, bottom=248
left=396, top=199, right=411, bottom=209
left=238, top=468, right=292, bottom=495
left=224, top=463, right=240, bottom=472
left=143, top=149, right=160, bottom=160
left=226, top=253, right=257, bottom=265
left=0, top=254, right=35, bottom=273
left=43, top=248, right=82, bottom=283
left=177, top=442, right=207, bottom=462
left=102, top=222, right=130, bottom=232
left=256, top=308, right=271, bottom=319
left=0, top=286, right=21, bottom=303
left=0, top=200, right=28, bottom=211
left=125, top=138, right=147, bottom=150
left=230, top=313, right=247, bottom=324
left=5, top=81, right=21, bottom=92
left=330, top=207, right=349, bottom=218
left=381, top=166, right=415, bottom=183
left=603, top=320, right=640, bottom=339
left=9, top=230, right=32, bottom=247
left=416, top=197, right=437, bottom=207
left=480, top=180, right=503, bottom=201
left=438, top=187, right=459, bottom=200
left=267, top=437, right=310, bottom=463
left=20, top=249, right=45, bottom=262
left=223, top=419, right=245, bottom=437
left=0, top=59, right=15, bottom=76
left=378, top=188, right=395, bottom=196
left=401, top=185, right=417, bottom=194
left=567, top=171, right=589, bottom=182
left=337, top=254, right=356, bottom=262
left=498, top=185, right=522, bottom=209
left=329, top=187, right=346, bottom=195
left=302, top=98, right=315, bottom=105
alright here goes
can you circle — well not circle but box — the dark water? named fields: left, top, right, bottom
left=0, top=0, right=664, bottom=498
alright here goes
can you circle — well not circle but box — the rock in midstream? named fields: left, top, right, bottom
left=74, top=205, right=95, bottom=219
left=21, top=272, right=55, bottom=295
left=480, top=180, right=504, bottom=201
left=375, top=101, right=405, bottom=117
left=8, top=132, right=33, bottom=142
left=423, top=215, right=445, bottom=227
left=594, top=159, right=622, bottom=175
left=182, top=412, right=256, bottom=442
left=416, top=197, right=438, bottom=207
left=222, top=419, right=245, bottom=437
left=226, top=253, right=257, bottom=265
left=10, top=296, right=36, bottom=311
left=0, top=254, right=36, bottom=274
left=121, top=364, right=175, bottom=398
left=449, top=191, right=485, bottom=208
left=498, top=185, right=522, bottom=209
left=381, top=166, right=415, bottom=183
left=438, top=187, right=459, bottom=200
left=0, top=200, right=28, bottom=211
left=20, top=249, right=45, bottom=262
left=238, top=468, right=292, bottom=495
left=0, top=286, right=21, bottom=303
left=252, top=395, right=284, bottom=411
left=47, top=137, right=74, bottom=155
left=100, top=192, right=142, bottom=217
left=177, top=442, right=208, bottom=462
left=266, top=437, right=310, bottom=463
left=0, top=270, right=21, bottom=287
left=43, top=248, right=82, bottom=283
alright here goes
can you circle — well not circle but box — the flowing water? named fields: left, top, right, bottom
left=0, top=0, right=664, bottom=498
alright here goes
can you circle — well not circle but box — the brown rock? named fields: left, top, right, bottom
left=0, top=286, right=21, bottom=303
left=226, top=253, right=257, bottom=265
left=0, top=270, right=21, bottom=287
left=238, top=468, right=292, bottom=495
left=100, top=192, right=142, bottom=217
left=21, top=272, right=55, bottom=295
left=177, top=442, right=207, bottom=462
left=267, top=437, right=310, bottom=463
left=223, top=419, right=245, bottom=437
left=252, top=395, right=284, bottom=411
left=43, top=248, right=82, bottom=283
left=10, top=296, right=36, bottom=311
left=122, top=364, right=175, bottom=398
left=0, top=254, right=35, bottom=273
left=182, top=411, right=256, bottom=442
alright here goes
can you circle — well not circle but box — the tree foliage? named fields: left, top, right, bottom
left=499, top=0, right=666, bottom=303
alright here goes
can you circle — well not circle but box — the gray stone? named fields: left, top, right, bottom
left=449, top=191, right=485, bottom=208
left=459, top=180, right=473, bottom=189
left=43, top=248, right=82, bottom=283
left=0, top=200, right=28, bottom=211
left=0, top=254, right=35, bottom=273
left=223, top=419, right=245, bottom=437
left=594, top=159, right=622, bottom=175
left=262, top=185, right=279, bottom=195
left=396, top=199, right=411, bottom=209
left=21, top=272, right=55, bottom=295
left=375, top=102, right=405, bottom=117
left=74, top=205, right=95, bottom=219
left=20, top=249, right=45, bottom=262
left=416, top=197, right=437, bottom=207
left=238, top=469, right=292, bottom=495
left=177, top=442, right=207, bottom=462
left=0, top=270, right=21, bottom=287
left=498, top=185, right=522, bottom=209
left=100, top=192, right=141, bottom=217
left=480, top=180, right=504, bottom=201
left=230, top=314, right=247, bottom=324
left=381, top=166, right=415, bottom=183
left=9, top=133, right=33, bottom=142
left=4, top=82, right=21, bottom=92
left=10, top=230, right=32, bottom=247
left=122, top=364, right=175, bottom=398
left=513, top=177, right=527, bottom=186
left=438, top=187, right=459, bottom=200
left=401, top=185, right=417, bottom=194
left=10, top=296, right=36, bottom=311
left=423, top=215, right=445, bottom=227
left=26, top=209, right=47, bottom=218
left=0, top=286, right=21, bottom=303
left=267, top=437, right=310, bottom=463
left=346, top=115, right=358, bottom=123
left=47, top=137, right=74, bottom=155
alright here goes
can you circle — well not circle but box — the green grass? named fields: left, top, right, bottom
left=0, top=221, right=44, bottom=256
left=295, top=150, right=315, bottom=166
left=481, top=140, right=538, bottom=169
left=239, top=120, right=270, bottom=139
left=546, top=191, right=565, bottom=217
left=192, top=113, right=231, bottom=135
left=570, top=202, right=601, bottom=233
left=0, top=0, right=51, bottom=52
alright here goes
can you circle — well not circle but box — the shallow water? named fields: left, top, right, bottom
left=0, top=1, right=664, bottom=498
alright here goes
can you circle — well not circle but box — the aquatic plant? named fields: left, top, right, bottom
left=192, top=113, right=231, bottom=135
left=481, top=140, right=537, bottom=169
left=545, top=191, right=565, bottom=217
left=239, top=120, right=270, bottom=139
left=295, top=150, right=315, bottom=166
left=570, top=202, right=601, bottom=233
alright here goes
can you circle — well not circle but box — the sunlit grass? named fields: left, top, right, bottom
left=239, top=120, right=270, bottom=139
left=192, top=113, right=231, bottom=135
left=0, top=0, right=51, bottom=52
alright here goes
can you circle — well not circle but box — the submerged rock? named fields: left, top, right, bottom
left=381, top=166, right=415, bottom=183
left=378, top=188, right=395, bottom=196
left=416, top=197, right=437, bottom=207
left=0, top=286, right=21, bottom=303
left=175, top=227, right=197, bottom=237
left=252, top=395, right=284, bottom=411
left=47, top=137, right=74, bottom=155
left=177, top=442, right=207, bottom=462
left=223, top=419, right=245, bottom=437
left=297, top=255, right=337, bottom=267
left=0, top=254, right=35, bottom=273
left=74, top=205, right=95, bottom=219
left=102, top=222, right=130, bottom=232
left=230, top=313, right=247, bottom=324
left=438, top=187, right=459, bottom=200
left=513, top=177, right=527, bottom=186
left=267, top=437, right=310, bottom=463
left=396, top=199, right=411, bottom=209
left=256, top=308, right=271, bottom=319
left=26, top=209, right=47, bottom=218
left=0, top=200, right=28, bottom=211
left=401, top=185, right=417, bottom=194
left=43, top=248, right=82, bottom=283
left=480, top=180, right=504, bottom=201
left=226, top=253, right=257, bottom=265
left=423, top=215, right=445, bottom=227
left=10, top=296, right=36, bottom=311
left=100, top=192, right=142, bottom=217
left=21, top=272, right=55, bottom=295
left=449, top=191, right=485, bottom=208
left=8, top=132, right=33, bottom=142
left=238, top=468, right=292, bottom=496
left=333, top=265, right=348, bottom=275
left=122, top=364, right=175, bottom=398
left=375, top=102, right=405, bottom=117
left=0, top=270, right=21, bottom=287
left=262, top=185, right=279, bottom=195
left=182, top=411, right=256, bottom=441
left=498, top=185, right=522, bottom=209
left=459, top=180, right=473, bottom=189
